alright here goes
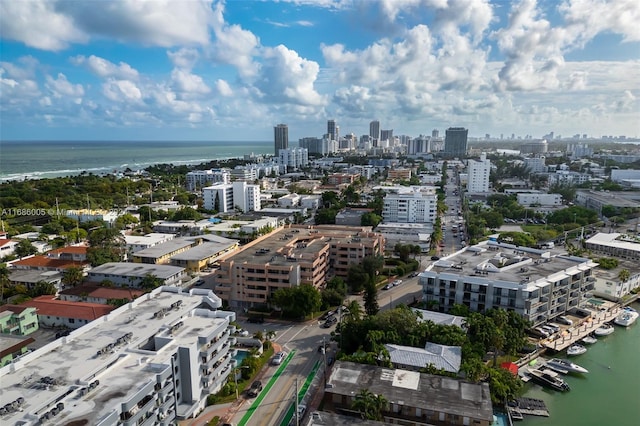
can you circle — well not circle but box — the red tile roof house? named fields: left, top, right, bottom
left=20, top=295, right=115, bottom=330
left=0, top=238, right=20, bottom=258
left=58, top=284, right=145, bottom=305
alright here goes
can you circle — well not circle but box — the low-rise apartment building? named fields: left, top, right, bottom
left=88, top=263, right=187, bottom=288
left=0, top=287, right=237, bottom=425
left=0, top=305, right=39, bottom=335
left=214, top=225, right=384, bottom=308
left=419, top=241, right=598, bottom=326
left=324, top=361, right=493, bottom=426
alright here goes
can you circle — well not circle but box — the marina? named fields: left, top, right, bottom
left=518, top=302, right=640, bottom=426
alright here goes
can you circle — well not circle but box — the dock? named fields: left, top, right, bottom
left=512, top=397, right=550, bottom=417
left=543, top=307, right=621, bottom=352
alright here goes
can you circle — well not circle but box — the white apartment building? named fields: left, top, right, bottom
left=124, top=233, right=176, bottom=254
left=547, top=170, right=591, bottom=186
left=0, top=287, right=238, bottom=425
left=382, top=186, right=438, bottom=223
left=467, top=152, right=491, bottom=193
left=517, top=192, right=562, bottom=207
left=88, top=262, right=187, bottom=287
left=278, top=147, right=309, bottom=173
left=230, top=162, right=280, bottom=181
left=277, top=193, right=301, bottom=208
left=203, top=181, right=261, bottom=213
left=419, top=241, right=598, bottom=326
left=66, top=209, right=120, bottom=226
left=185, top=169, right=230, bottom=191
left=523, top=156, right=546, bottom=173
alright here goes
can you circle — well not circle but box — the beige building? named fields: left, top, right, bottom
left=214, top=225, right=384, bottom=308
left=387, top=168, right=412, bottom=181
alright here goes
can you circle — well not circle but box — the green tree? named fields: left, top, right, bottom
left=619, top=269, right=630, bottom=282
left=87, top=227, right=126, bottom=266
left=363, top=282, right=379, bottom=316
left=351, top=389, right=387, bottom=421
left=347, top=264, right=368, bottom=294
left=325, top=276, right=347, bottom=298
left=0, top=263, right=10, bottom=302
left=272, top=284, right=322, bottom=319
left=30, top=280, right=58, bottom=297
left=139, top=273, right=164, bottom=290
left=15, top=239, right=38, bottom=258
left=361, top=212, right=382, bottom=227
left=488, top=366, right=523, bottom=405
left=62, top=266, right=84, bottom=288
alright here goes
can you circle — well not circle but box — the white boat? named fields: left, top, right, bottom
left=581, top=335, right=597, bottom=344
left=567, top=344, right=587, bottom=356
left=613, top=308, right=639, bottom=327
left=546, top=358, right=589, bottom=374
left=594, top=323, right=615, bottom=336
left=528, top=368, right=571, bottom=391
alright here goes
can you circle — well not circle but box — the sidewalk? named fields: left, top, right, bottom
left=182, top=341, right=283, bottom=426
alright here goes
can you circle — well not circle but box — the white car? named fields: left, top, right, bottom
left=236, top=329, right=249, bottom=337
left=272, top=351, right=286, bottom=365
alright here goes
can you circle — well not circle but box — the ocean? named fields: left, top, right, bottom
left=520, top=303, right=639, bottom=426
left=0, top=140, right=274, bottom=182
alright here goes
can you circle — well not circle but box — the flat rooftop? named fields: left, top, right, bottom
left=224, top=225, right=378, bottom=267
left=8, top=269, right=62, bottom=283
left=0, top=288, right=233, bottom=425
left=327, top=361, right=492, bottom=422
left=89, top=262, right=185, bottom=279
left=425, top=241, right=596, bottom=290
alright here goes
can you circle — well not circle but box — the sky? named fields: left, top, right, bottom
left=1, top=0, right=639, bottom=142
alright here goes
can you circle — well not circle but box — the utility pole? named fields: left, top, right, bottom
left=294, top=378, right=299, bottom=426
left=323, top=336, right=327, bottom=389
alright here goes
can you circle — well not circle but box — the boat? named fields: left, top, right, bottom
left=613, top=308, right=639, bottom=327
left=594, top=323, right=615, bottom=336
left=528, top=368, right=571, bottom=391
left=567, top=344, right=587, bottom=356
left=509, top=408, right=524, bottom=421
left=546, top=358, right=589, bottom=374
left=581, top=335, right=597, bottom=344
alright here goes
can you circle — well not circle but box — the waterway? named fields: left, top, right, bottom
left=520, top=303, right=639, bottom=426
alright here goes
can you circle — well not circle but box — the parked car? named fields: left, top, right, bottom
left=393, top=279, right=403, bottom=286
left=248, top=316, right=265, bottom=324
left=272, top=352, right=286, bottom=365
left=431, top=256, right=440, bottom=260
left=383, top=283, right=393, bottom=290
left=557, top=316, right=573, bottom=326
left=247, top=381, right=262, bottom=397
left=320, top=311, right=333, bottom=321
left=235, top=329, right=250, bottom=337
left=408, top=272, right=419, bottom=278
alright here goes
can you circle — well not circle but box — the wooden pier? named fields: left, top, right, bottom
left=543, top=307, right=621, bottom=352
left=512, top=397, right=549, bottom=417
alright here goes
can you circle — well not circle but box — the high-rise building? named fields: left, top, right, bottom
left=467, top=152, right=491, bottom=193
left=369, top=120, right=380, bottom=145
left=380, top=129, right=393, bottom=143
left=444, top=127, right=468, bottom=157
left=382, top=186, right=438, bottom=223
left=432, top=129, right=439, bottom=138
left=327, top=119, right=337, bottom=141
left=274, top=123, right=289, bottom=155
left=203, top=181, right=261, bottom=213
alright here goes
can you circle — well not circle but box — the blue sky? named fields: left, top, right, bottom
left=1, top=0, right=638, bottom=142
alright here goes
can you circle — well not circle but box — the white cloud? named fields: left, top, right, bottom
left=559, top=0, right=640, bottom=45
left=167, top=48, right=200, bottom=70
left=209, top=2, right=260, bottom=78
left=0, top=0, right=216, bottom=51
left=72, top=55, right=139, bottom=80
left=215, top=79, right=233, bottom=96
left=255, top=45, right=325, bottom=107
left=171, top=69, right=211, bottom=95
left=45, top=73, right=84, bottom=98
left=102, top=79, right=142, bottom=102
left=0, top=1, right=88, bottom=51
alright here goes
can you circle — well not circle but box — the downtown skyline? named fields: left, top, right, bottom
left=1, top=0, right=639, bottom=142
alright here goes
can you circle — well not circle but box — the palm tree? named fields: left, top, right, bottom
left=351, top=389, right=387, bottom=421
left=62, top=266, right=84, bottom=288
left=345, top=300, right=363, bottom=321
left=619, top=269, right=630, bottom=282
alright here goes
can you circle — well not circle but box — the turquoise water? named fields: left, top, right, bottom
left=520, top=303, right=639, bottom=426
left=234, top=349, right=249, bottom=365
left=492, top=413, right=509, bottom=426
left=0, top=140, right=273, bottom=181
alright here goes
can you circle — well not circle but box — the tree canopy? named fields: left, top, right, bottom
left=272, top=284, right=322, bottom=319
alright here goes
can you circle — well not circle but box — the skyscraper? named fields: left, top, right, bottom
left=327, top=119, right=337, bottom=141
left=444, top=127, right=468, bottom=157
left=274, top=123, right=288, bottom=155
left=369, top=120, right=380, bottom=146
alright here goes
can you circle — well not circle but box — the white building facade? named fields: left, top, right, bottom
left=0, top=287, right=238, bottom=425
left=203, top=182, right=262, bottom=213
left=467, top=153, right=491, bottom=193
left=185, top=169, right=231, bottom=191
left=382, top=186, right=438, bottom=223
left=278, top=148, right=309, bottom=172
left=517, top=193, right=562, bottom=207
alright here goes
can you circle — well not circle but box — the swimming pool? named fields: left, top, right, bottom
left=233, top=349, right=250, bottom=365
left=491, top=413, right=509, bottom=426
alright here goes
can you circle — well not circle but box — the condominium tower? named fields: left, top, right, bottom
left=444, top=127, right=468, bottom=157
left=274, top=124, right=289, bottom=155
